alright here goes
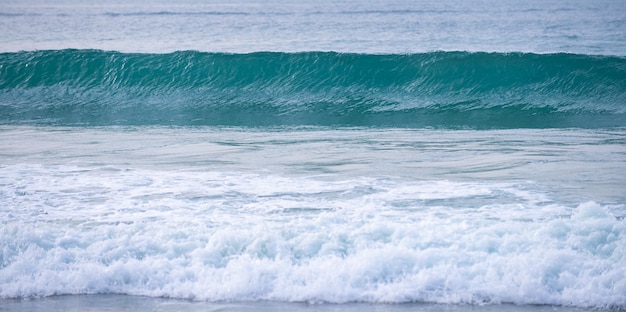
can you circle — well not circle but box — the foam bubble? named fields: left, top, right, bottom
left=1, top=164, right=624, bottom=308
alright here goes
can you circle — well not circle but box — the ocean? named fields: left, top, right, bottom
left=1, top=0, right=625, bottom=311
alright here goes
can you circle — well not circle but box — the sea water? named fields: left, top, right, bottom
left=1, top=0, right=625, bottom=55
left=1, top=0, right=625, bottom=311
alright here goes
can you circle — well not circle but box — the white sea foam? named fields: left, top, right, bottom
left=1, top=127, right=624, bottom=308
left=1, top=164, right=624, bottom=308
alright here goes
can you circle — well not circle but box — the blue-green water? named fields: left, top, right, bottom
left=1, top=50, right=625, bottom=128
left=1, top=0, right=625, bottom=310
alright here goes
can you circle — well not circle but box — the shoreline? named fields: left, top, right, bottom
left=0, top=294, right=602, bottom=312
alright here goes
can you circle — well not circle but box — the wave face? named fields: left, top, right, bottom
left=1, top=50, right=625, bottom=128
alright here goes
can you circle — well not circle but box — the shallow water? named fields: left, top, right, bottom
left=1, top=126, right=624, bottom=307
left=0, top=295, right=600, bottom=312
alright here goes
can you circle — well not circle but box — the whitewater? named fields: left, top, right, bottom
left=1, top=0, right=626, bottom=311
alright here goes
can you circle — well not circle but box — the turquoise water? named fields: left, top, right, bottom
left=1, top=0, right=625, bottom=310
left=2, top=50, right=625, bottom=128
